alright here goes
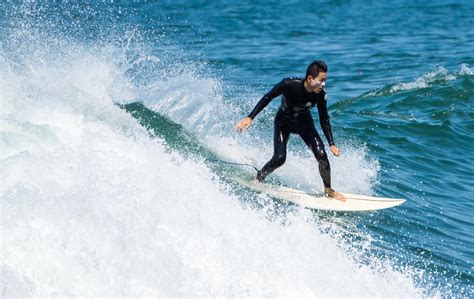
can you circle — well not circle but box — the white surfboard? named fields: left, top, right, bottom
left=234, top=177, right=405, bottom=212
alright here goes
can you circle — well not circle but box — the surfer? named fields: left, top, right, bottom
left=236, top=60, right=346, bottom=201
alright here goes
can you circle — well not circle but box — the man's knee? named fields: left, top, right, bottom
left=317, top=152, right=329, bottom=168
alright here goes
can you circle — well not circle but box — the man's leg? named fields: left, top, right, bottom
left=298, top=127, right=331, bottom=188
left=257, top=123, right=290, bottom=182
left=299, top=126, right=346, bottom=201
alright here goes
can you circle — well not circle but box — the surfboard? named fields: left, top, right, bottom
left=233, top=177, right=405, bottom=212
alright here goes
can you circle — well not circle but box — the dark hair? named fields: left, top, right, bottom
left=305, top=60, right=328, bottom=79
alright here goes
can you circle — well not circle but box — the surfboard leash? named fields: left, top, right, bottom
left=205, top=158, right=259, bottom=172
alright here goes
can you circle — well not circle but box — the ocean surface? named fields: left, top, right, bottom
left=1, top=1, right=473, bottom=296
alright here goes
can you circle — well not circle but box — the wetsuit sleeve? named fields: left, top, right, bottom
left=317, top=94, right=335, bottom=146
left=247, top=79, right=286, bottom=119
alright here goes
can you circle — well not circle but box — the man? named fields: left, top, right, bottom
left=235, top=60, right=346, bottom=201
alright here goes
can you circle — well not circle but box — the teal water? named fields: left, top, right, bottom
left=1, top=1, right=473, bottom=296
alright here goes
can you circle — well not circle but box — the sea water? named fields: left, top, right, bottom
left=1, top=1, right=472, bottom=296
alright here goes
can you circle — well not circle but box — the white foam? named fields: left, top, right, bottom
left=459, top=63, right=473, bottom=76
left=141, top=73, right=225, bottom=135
left=389, top=64, right=470, bottom=93
left=1, top=43, right=424, bottom=297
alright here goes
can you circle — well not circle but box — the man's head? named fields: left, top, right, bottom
left=305, top=60, right=327, bottom=93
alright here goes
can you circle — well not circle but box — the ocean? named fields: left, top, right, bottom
left=1, top=1, right=473, bottom=296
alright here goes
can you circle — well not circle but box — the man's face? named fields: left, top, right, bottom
left=308, top=72, right=327, bottom=93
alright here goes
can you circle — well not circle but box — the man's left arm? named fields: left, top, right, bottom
left=317, top=93, right=341, bottom=156
left=317, top=93, right=335, bottom=146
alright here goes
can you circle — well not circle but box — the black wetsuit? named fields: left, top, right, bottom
left=248, top=77, right=335, bottom=188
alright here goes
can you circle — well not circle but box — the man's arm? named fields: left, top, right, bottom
left=236, top=79, right=286, bottom=132
left=316, top=94, right=335, bottom=146
left=247, top=79, right=286, bottom=119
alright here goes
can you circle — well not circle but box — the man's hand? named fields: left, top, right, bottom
left=329, top=145, right=341, bottom=157
left=235, top=117, right=253, bottom=132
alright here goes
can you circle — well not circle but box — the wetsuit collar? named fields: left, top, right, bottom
left=303, top=80, right=314, bottom=94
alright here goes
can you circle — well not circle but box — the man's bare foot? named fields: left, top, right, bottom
left=325, top=187, right=346, bottom=202
left=255, top=171, right=264, bottom=183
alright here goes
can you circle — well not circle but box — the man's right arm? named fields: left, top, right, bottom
left=247, top=79, right=286, bottom=119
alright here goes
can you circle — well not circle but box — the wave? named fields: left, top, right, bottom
left=362, top=63, right=473, bottom=97
left=329, top=63, right=474, bottom=295
left=0, top=43, right=429, bottom=296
